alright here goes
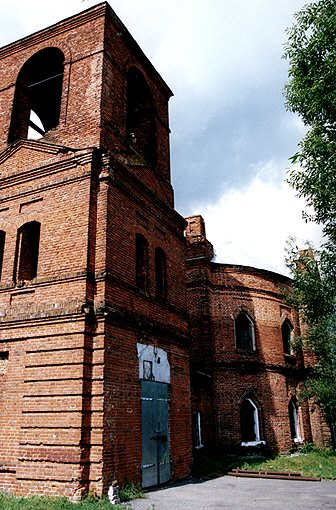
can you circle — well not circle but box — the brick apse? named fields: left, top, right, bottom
left=185, top=215, right=330, bottom=456
left=0, top=2, right=329, bottom=499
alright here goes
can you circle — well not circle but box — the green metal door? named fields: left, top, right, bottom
left=141, top=380, right=170, bottom=488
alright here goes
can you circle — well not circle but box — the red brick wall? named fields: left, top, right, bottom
left=0, top=5, right=106, bottom=152
left=98, top=152, right=191, bottom=488
left=0, top=2, right=192, bottom=498
left=101, top=9, right=173, bottom=205
left=0, top=144, right=105, bottom=496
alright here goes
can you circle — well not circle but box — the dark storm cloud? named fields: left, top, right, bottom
left=171, top=77, right=302, bottom=212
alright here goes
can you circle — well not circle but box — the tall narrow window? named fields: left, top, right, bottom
left=126, top=67, right=157, bottom=166
left=240, top=398, right=260, bottom=444
left=289, top=398, right=301, bottom=442
left=282, top=319, right=293, bottom=355
left=136, top=234, right=149, bottom=293
left=155, top=247, right=167, bottom=301
left=14, top=221, right=41, bottom=282
left=235, top=312, right=255, bottom=350
left=8, top=48, right=64, bottom=144
left=0, top=231, right=5, bottom=280
left=193, top=411, right=204, bottom=449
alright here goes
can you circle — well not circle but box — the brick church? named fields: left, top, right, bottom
left=0, top=2, right=330, bottom=499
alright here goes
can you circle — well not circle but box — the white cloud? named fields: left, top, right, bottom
left=195, top=161, right=323, bottom=276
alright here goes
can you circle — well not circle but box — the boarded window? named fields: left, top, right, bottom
left=8, top=48, right=64, bottom=144
left=14, top=221, right=41, bottom=282
left=136, top=234, right=149, bottom=293
left=235, top=312, right=255, bottom=350
left=126, top=67, right=157, bottom=166
left=155, top=247, right=167, bottom=301
left=0, top=230, right=5, bottom=280
left=282, top=319, right=293, bottom=355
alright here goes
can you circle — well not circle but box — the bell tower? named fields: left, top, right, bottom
left=0, top=2, right=191, bottom=499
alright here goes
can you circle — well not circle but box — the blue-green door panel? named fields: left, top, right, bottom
left=141, top=380, right=170, bottom=488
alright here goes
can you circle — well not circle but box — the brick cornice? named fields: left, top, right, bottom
left=0, top=142, right=97, bottom=197
left=95, top=300, right=189, bottom=345
left=0, top=139, right=74, bottom=166
left=212, top=359, right=306, bottom=376
left=0, top=2, right=173, bottom=98
left=0, top=2, right=108, bottom=60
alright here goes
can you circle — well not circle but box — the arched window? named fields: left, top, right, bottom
left=155, top=247, right=167, bottom=301
left=282, top=319, right=293, bottom=355
left=8, top=48, right=64, bottom=144
left=235, top=312, right=255, bottom=350
left=136, top=234, right=149, bottom=293
left=126, top=67, right=157, bottom=166
left=14, top=221, right=41, bottom=282
left=289, top=397, right=301, bottom=442
left=0, top=231, right=5, bottom=280
left=240, top=398, right=260, bottom=444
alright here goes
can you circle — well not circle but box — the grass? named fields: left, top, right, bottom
left=0, top=482, right=146, bottom=509
left=239, top=447, right=336, bottom=480
left=193, top=446, right=336, bottom=481
left=0, top=494, right=124, bottom=509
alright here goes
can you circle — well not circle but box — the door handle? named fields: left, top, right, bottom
left=150, top=434, right=167, bottom=441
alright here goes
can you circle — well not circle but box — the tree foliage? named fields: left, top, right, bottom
left=285, top=241, right=336, bottom=439
left=284, top=0, right=336, bottom=443
left=284, top=0, right=336, bottom=241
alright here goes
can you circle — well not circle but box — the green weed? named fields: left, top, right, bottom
left=119, top=482, right=146, bottom=502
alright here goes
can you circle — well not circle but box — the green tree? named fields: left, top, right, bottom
left=284, top=0, right=336, bottom=445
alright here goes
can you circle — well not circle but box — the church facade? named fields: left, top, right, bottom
left=0, top=2, right=330, bottom=499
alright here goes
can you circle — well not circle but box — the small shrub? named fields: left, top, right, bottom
left=301, top=442, right=318, bottom=453
left=119, top=482, right=145, bottom=502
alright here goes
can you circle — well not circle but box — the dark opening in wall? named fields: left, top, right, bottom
left=126, top=67, right=157, bottom=166
left=8, top=48, right=64, bottom=144
left=240, top=398, right=260, bottom=443
left=235, top=312, right=255, bottom=350
left=282, top=319, right=293, bottom=355
left=136, top=234, right=149, bottom=293
left=14, top=221, right=41, bottom=282
left=155, top=247, right=167, bottom=301
left=0, top=351, right=9, bottom=376
left=0, top=230, right=5, bottom=280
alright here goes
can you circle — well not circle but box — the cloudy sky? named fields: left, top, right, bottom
left=1, top=0, right=321, bottom=275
